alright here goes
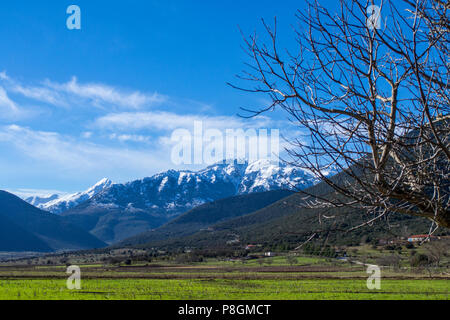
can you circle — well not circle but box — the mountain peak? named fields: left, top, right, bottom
left=25, top=178, right=114, bottom=214
left=87, top=178, right=113, bottom=194
left=93, top=178, right=112, bottom=186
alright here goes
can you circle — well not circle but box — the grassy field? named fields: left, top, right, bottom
left=0, top=256, right=448, bottom=300
left=1, top=278, right=449, bottom=300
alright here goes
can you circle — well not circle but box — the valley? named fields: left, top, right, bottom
left=1, top=160, right=448, bottom=301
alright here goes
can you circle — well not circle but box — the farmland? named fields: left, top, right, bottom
left=0, top=254, right=448, bottom=300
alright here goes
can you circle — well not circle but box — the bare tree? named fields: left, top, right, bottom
left=232, top=0, right=449, bottom=229
left=424, top=239, right=450, bottom=267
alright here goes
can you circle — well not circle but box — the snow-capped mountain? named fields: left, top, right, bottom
left=26, top=178, right=113, bottom=214
left=76, top=160, right=317, bottom=217
left=26, top=161, right=319, bottom=218
left=59, top=160, right=320, bottom=243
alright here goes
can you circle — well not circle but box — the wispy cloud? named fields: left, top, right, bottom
left=109, top=133, right=150, bottom=143
left=0, top=86, right=27, bottom=121
left=11, top=84, right=68, bottom=107
left=6, top=188, right=68, bottom=199
left=0, top=87, right=18, bottom=112
left=0, top=72, right=166, bottom=110
left=0, top=71, right=9, bottom=81
left=95, top=111, right=273, bottom=131
left=0, top=125, right=170, bottom=174
left=45, top=77, right=166, bottom=109
left=81, top=131, right=93, bottom=139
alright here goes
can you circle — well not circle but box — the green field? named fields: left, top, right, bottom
left=0, top=256, right=448, bottom=300
left=1, top=278, right=449, bottom=300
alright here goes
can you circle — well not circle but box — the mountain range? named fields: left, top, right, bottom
left=3, top=158, right=439, bottom=254
left=2, top=160, right=324, bottom=251
left=58, top=160, right=318, bottom=244
left=120, top=174, right=433, bottom=251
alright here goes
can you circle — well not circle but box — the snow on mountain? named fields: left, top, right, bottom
left=238, top=159, right=318, bottom=193
left=27, top=161, right=324, bottom=217
left=26, top=194, right=61, bottom=208
left=27, top=178, right=113, bottom=214
left=75, top=160, right=318, bottom=219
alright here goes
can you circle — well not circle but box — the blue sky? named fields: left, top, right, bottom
left=0, top=1, right=334, bottom=195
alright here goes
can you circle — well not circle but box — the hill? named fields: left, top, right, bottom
left=131, top=180, right=435, bottom=251
left=0, top=191, right=106, bottom=252
left=61, top=203, right=168, bottom=245
left=118, top=190, right=294, bottom=247
left=0, top=213, right=52, bottom=252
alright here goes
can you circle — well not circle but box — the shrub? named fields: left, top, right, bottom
left=410, top=254, right=429, bottom=268
left=285, top=255, right=298, bottom=266
left=376, top=255, right=401, bottom=269
left=405, top=242, right=415, bottom=249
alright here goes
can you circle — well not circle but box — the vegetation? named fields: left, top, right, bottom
left=132, top=184, right=449, bottom=252
left=1, top=278, right=448, bottom=300
left=118, top=190, right=293, bottom=247
left=0, top=248, right=448, bottom=300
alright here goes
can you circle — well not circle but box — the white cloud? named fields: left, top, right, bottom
left=0, top=86, right=26, bottom=121
left=95, top=111, right=273, bottom=131
left=0, top=72, right=166, bottom=110
left=81, top=131, right=93, bottom=139
left=109, top=133, right=150, bottom=143
left=0, top=86, right=18, bottom=112
left=6, top=188, right=68, bottom=199
left=0, top=86, right=47, bottom=121
left=0, top=125, right=170, bottom=174
left=0, top=71, right=9, bottom=81
left=45, top=77, right=166, bottom=109
left=11, top=85, right=68, bottom=107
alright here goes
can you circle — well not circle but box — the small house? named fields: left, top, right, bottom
left=408, top=235, right=436, bottom=242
